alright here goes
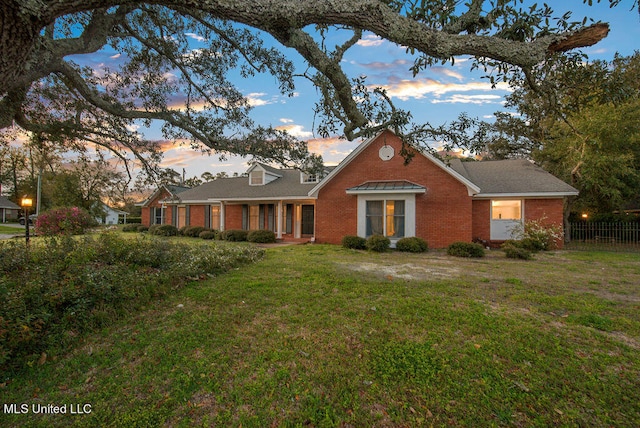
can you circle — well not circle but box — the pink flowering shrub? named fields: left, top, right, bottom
left=35, top=207, right=96, bottom=236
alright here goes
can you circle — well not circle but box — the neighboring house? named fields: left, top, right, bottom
left=95, top=203, right=129, bottom=225
left=139, top=130, right=579, bottom=248
left=0, top=196, right=21, bottom=222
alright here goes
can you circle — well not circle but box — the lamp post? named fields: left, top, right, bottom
left=21, top=196, right=33, bottom=244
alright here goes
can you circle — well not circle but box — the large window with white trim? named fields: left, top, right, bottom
left=491, top=200, right=522, bottom=220
left=366, top=200, right=405, bottom=238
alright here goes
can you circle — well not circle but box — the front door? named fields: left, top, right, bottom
left=301, top=205, right=314, bottom=236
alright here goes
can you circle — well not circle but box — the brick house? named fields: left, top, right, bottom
left=139, top=130, right=578, bottom=248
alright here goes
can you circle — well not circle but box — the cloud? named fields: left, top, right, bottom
left=246, top=92, right=273, bottom=107
left=431, top=94, right=504, bottom=105
left=431, top=67, right=464, bottom=80
left=279, top=118, right=294, bottom=124
left=356, top=35, right=384, bottom=47
left=358, top=59, right=412, bottom=72
left=372, top=78, right=511, bottom=101
left=275, top=124, right=313, bottom=139
left=185, top=32, right=207, bottom=43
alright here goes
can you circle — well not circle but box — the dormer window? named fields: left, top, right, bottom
left=250, top=170, right=264, bottom=185
left=301, top=172, right=319, bottom=183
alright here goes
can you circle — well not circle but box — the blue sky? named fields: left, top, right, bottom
left=87, top=1, right=640, bottom=181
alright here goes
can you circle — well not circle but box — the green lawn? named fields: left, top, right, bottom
left=2, top=244, right=639, bottom=427
left=0, top=225, right=23, bottom=234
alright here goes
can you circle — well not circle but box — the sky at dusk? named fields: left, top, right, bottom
left=76, top=2, right=640, bottom=182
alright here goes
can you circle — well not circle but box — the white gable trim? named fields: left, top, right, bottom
left=308, top=130, right=480, bottom=197
left=247, top=163, right=282, bottom=186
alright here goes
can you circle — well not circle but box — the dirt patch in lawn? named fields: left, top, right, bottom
left=345, top=261, right=462, bottom=281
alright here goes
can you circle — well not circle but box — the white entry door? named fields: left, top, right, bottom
left=490, top=200, right=523, bottom=240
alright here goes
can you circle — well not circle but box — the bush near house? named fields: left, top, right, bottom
left=34, top=207, right=96, bottom=236
left=199, top=230, right=217, bottom=240
left=247, top=230, right=277, bottom=243
left=180, top=225, right=207, bottom=238
left=395, top=237, right=429, bottom=253
left=366, top=235, right=391, bottom=252
left=501, top=241, right=534, bottom=260
left=447, top=241, right=485, bottom=258
left=150, top=225, right=179, bottom=236
left=342, top=235, right=367, bottom=250
left=222, top=229, right=249, bottom=242
left=509, top=218, right=564, bottom=251
left=122, top=224, right=139, bottom=232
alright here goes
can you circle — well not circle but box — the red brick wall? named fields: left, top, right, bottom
left=225, top=204, right=244, bottom=230
left=316, top=130, right=474, bottom=248
left=472, top=198, right=566, bottom=248
left=141, top=189, right=172, bottom=226
left=525, top=198, right=566, bottom=249
left=472, top=200, right=491, bottom=243
left=189, top=205, right=206, bottom=228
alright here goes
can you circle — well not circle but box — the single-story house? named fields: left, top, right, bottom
left=95, top=203, right=130, bottom=225
left=0, top=196, right=21, bottom=222
left=137, top=184, right=192, bottom=226
left=139, top=130, right=578, bottom=248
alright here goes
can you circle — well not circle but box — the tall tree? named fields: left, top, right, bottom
left=487, top=52, right=640, bottom=214
left=0, top=0, right=622, bottom=176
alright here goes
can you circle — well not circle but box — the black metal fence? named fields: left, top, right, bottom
left=567, top=222, right=640, bottom=252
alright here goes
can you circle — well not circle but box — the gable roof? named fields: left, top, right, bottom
left=448, top=159, right=579, bottom=197
left=136, top=184, right=191, bottom=207
left=309, top=130, right=481, bottom=197
left=0, top=196, right=21, bottom=210
left=170, top=168, right=317, bottom=203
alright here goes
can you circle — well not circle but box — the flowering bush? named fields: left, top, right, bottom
left=35, top=207, right=96, bottom=236
left=509, top=217, right=564, bottom=251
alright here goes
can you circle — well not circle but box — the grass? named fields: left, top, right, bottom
left=1, top=243, right=639, bottom=427
left=0, top=225, right=23, bottom=234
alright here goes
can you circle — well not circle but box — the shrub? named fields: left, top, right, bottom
left=122, top=224, right=139, bottom=232
left=199, top=230, right=217, bottom=240
left=136, top=225, right=149, bottom=233
left=342, top=235, right=367, bottom=250
left=181, top=226, right=206, bottom=238
left=509, top=217, right=564, bottom=251
left=446, top=241, right=485, bottom=258
left=366, top=234, right=391, bottom=252
left=247, top=230, right=277, bottom=243
left=0, top=232, right=264, bottom=372
left=396, top=237, right=428, bottom=253
left=151, top=224, right=178, bottom=236
left=223, top=229, right=248, bottom=242
left=502, top=241, right=533, bottom=260
left=148, top=224, right=162, bottom=235
left=34, top=207, right=96, bottom=236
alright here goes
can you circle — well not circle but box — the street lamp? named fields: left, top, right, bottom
left=21, top=196, right=33, bottom=244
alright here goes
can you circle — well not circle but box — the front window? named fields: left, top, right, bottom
left=153, top=207, right=164, bottom=224
left=211, top=206, right=220, bottom=230
left=492, top=200, right=522, bottom=220
left=250, top=171, right=263, bottom=185
left=366, top=200, right=405, bottom=238
left=249, top=205, right=260, bottom=230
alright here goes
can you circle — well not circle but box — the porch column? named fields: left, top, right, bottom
left=276, top=201, right=283, bottom=239
left=220, top=202, right=226, bottom=232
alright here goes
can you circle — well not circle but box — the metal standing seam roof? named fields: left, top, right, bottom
left=346, top=181, right=426, bottom=193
